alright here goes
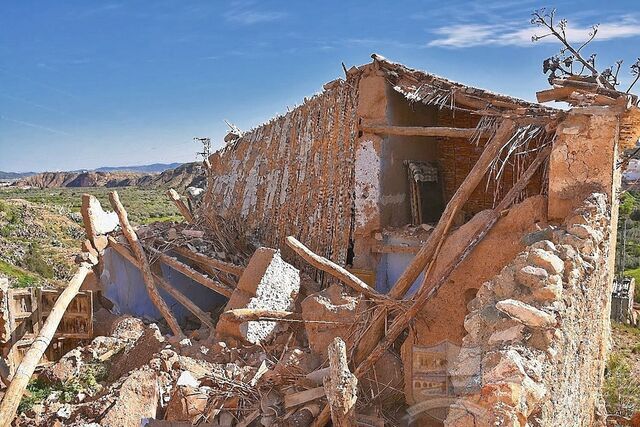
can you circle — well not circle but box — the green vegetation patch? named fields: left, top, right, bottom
left=0, top=259, right=40, bottom=287
left=604, top=351, right=640, bottom=417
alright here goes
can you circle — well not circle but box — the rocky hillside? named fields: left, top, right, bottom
left=14, top=162, right=204, bottom=189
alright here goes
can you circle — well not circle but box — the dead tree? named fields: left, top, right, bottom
left=531, top=8, right=640, bottom=93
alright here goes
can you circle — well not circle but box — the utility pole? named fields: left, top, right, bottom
left=194, top=137, right=211, bottom=161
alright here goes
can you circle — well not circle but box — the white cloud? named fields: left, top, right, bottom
left=224, top=1, right=286, bottom=25
left=428, top=15, right=640, bottom=48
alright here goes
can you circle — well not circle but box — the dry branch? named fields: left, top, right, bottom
left=109, top=191, right=184, bottom=338
left=0, top=264, right=91, bottom=427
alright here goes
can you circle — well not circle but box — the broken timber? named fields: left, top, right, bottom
left=359, top=124, right=487, bottom=139
left=146, top=247, right=233, bottom=297
left=220, top=308, right=301, bottom=323
left=107, top=237, right=216, bottom=330
left=0, top=264, right=92, bottom=427
left=323, top=337, right=357, bottom=427
left=109, top=191, right=184, bottom=338
left=171, top=246, right=244, bottom=277
left=286, top=236, right=385, bottom=300
left=166, top=188, right=194, bottom=223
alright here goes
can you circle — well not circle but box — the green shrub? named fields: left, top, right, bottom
left=23, top=244, right=54, bottom=279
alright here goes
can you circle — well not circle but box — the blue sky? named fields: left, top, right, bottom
left=1, top=1, right=639, bottom=172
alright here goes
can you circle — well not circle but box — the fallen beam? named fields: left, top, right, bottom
left=360, top=124, right=484, bottom=139
left=536, top=86, right=575, bottom=103
left=108, top=237, right=215, bottom=330
left=109, top=191, right=184, bottom=338
left=147, top=247, right=233, bottom=298
left=166, top=188, right=194, bottom=223
left=0, top=264, right=91, bottom=427
left=285, top=236, right=385, bottom=300
left=172, top=246, right=244, bottom=277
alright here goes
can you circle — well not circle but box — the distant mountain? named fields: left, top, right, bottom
left=13, top=162, right=204, bottom=189
left=93, top=163, right=183, bottom=173
left=0, top=171, right=36, bottom=180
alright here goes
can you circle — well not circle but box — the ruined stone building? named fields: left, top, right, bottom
left=197, top=55, right=640, bottom=425
left=3, top=55, right=640, bottom=426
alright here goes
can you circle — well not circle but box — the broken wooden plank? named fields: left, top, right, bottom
left=284, top=387, right=326, bottom=409
left=146, top=247, right=233, bottom=298
left=172, top=246, right=244, bottom=277
left=324, top=338, right=357, bottom=427
left=167, top=188, right=194, bottom=223
left=109, top=191, right=184, bottom=338
left=107, top=237, right=215, bottom=330
left=286, top=236, right=385, bottom=300
left=360, top=124, right=485, bottom=139
left=0, top=264, right=91, bottom=427
left=220, top=308, right=301, bottom=323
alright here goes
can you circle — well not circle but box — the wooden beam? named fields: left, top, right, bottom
left=146, top=247, right=233, bottom=298
left=172, top=246, right=244, bottom=277
left=109, top=191, right=184, bottom=338
left=166, top=188, right=194, bottom=223
left=360, top=124, right=483, bottom=139
left=285, top=236, right=386, bottom=300
left=220, top=308, right=301, bottom=323
left=324, top=338, right=357, bottom=427
left=108, top=237, right=215, bottom=330
left=0, top=264, right=91, bottom=427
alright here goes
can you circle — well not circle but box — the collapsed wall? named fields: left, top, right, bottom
left=202, top=75, right=361, bottom=274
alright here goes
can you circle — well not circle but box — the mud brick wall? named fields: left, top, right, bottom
left=436, top=109, right=546, bottom=219
left=203, top=77, right=361, bottom=279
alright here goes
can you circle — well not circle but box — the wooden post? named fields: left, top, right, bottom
left=286, top=236, right=385, bottom=300
left=81, top=194, right=99, bottom=245
left=324, top=337, right=357, bottom=427
left=0, top=264, right=91, bottom=426
left=166, top=188, right=194, bottom=223
left=109, top=191, right=184, bottom=338
left=352, top=119, right=517, bottom=365
left=107, top=237, right=215, bottom=330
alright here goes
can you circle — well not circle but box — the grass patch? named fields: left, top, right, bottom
left=604, top=352, right=640, bottom=417
left=0, top=259, right=40, bottom=287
